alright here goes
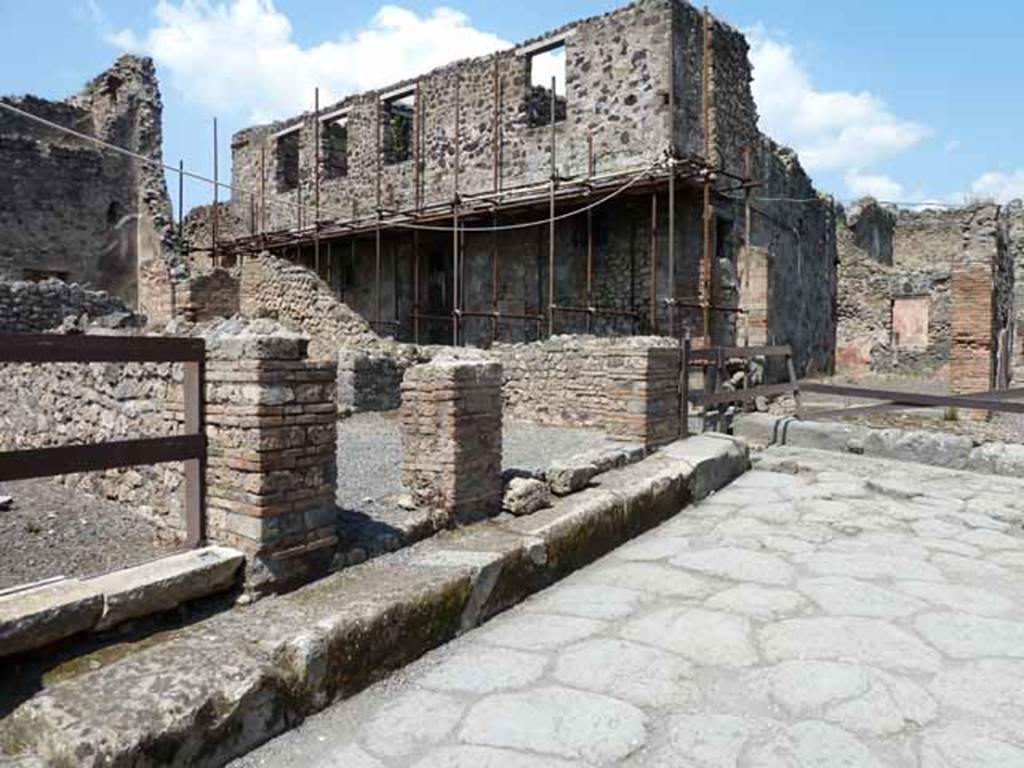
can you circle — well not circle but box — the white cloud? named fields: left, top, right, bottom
left=969, top=170, right=1024, bottom=204
left=844, top=170, right=904, bottom=201
left=944, top=139, right=961, bottom=154
left=747, top=27, right=929, bottom=185
left=110, top=0, right=511, bottom=122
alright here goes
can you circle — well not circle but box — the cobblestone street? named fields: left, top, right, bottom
left=235, top=446, right=1024, bottom=768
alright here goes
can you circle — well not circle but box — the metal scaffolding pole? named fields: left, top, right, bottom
left=668, top=154, right=676, bottom=336
left=414, top=79, right=422, bottom=210
left=547, top=76, right=557, bottom=338
left=491, top=208, right=499, bottom=343
left=586, top=134, right=594, bottom=334
left=413, top=229, right=421, bottom=344
left=453, top=205, right=460, bottom=346
left=177, top=159, right=185, bottom=263
left=259, top=143, right=266, bottom=235
left=701, top=4, right=713, bottom=343
left=314, top=87, right=321, bottom=275
left=649, top=192, right=658, bottom=332
left=212, top=117, right=219, bottom=267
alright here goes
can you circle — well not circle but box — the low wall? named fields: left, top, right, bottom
left=494, top=335, right=682, bottom=446
left=0, top=353, right=187, bottom=536
left=0, top=279, right=131, bottom=332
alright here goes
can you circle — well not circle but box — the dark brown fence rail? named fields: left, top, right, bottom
left=0, top=333, right=207, bottom=547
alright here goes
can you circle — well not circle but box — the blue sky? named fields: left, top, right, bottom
left=2, top=0, right=1022, bottom=216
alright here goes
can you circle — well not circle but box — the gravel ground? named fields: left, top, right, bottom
left=0, top=478, right=177, bottom=591
left=335, top=412, right=622, bottom=544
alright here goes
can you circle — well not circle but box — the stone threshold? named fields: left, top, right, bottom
left=0, top=434, right=748, bottom=768
left=735, top=413, right=1024, bottom=478
left=0, top=547, right=245, bottom=660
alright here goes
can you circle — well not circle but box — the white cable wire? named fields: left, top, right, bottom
left=385, top=161, right=667, bottom=233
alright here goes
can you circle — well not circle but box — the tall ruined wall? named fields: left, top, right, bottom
left=229, top=1, right=675, bottom=231
left=735, top=140, right=836, bottom=376
left=0, top=56, right=183, bottom=318
left=0, top=279, right=131, bottom=332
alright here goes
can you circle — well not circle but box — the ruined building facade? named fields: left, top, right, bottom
left=837, top=199, right=1022, bottom=390
left=0, top=55, right=183, bottom=322
left=207, top=0, right=837, bottom=375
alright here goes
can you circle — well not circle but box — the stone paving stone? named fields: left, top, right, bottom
left=361, top=690, right=465, bottom=758
left=669, top=547, right=795, bottom=585
left=459, top=686, right=647, bottom=763
left=620, top=607, right=758, bottom=668
left=920, top=724, right=1024, bottom=768
left=474, top=613, right=605, bottom=651
left=552, top=638, right=698, bottom=707
left=894, top=579, right=1015, bottom=616
left=417, top=646, right=548, bottom=694
left=797, top=576, right=927, bottom=618
left=412, top=746, right=582, bottom=768
left=703, top=584, right=808, bottom=619
left=572, top=561, right=714, bottom=598
left=914, top=612, right=1024, bottom=658
left=760, top=617, right=942, bottom=673
left=230, top=446, right=1024, bottom=768
left=520, top=584, right=648, bottom=621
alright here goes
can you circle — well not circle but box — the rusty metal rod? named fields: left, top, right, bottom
left=547, top=75, right=557, bottom=337
left=649, top=192, right=658, bottom=332
left=212, top=117, right=219, bottom=267
left=314, top=87, right=321, bottom=275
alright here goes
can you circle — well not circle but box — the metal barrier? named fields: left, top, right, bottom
left=682, top=343, right=800, bottom=433
left=0, top=333, right=207, bottom=547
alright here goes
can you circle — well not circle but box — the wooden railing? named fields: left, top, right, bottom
left=0, top=333, right=207, bottom=547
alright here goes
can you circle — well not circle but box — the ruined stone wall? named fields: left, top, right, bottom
left=0, top=352, right=186, bottom=536
left=238, top=254, right=379, bottom=359
left=893, top=207, right=964, bottom=270
left=742, top=139, right=837, bottom=376
left=0, top=56, right=183, bottom=317
left=0, top=279, right=131, bottom=332
left=229, top=1, right=675, bottom=231
left=178, top=268, right=240, bottom=322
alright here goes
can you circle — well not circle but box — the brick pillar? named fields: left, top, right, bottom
left=602, top=344, right=681, bottom=447
left=950, top=205, right=1001, bottom=412
left=204, top=328, right=337, bottom=591
left=400, top=358, right=502, bottom=525
left=739, top=245, right=770, bottom=346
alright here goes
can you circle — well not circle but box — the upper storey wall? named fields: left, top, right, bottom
left=229, top=0, right=679, bottom=232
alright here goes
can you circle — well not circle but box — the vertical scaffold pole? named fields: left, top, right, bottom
left=651, top=193, right=659, bottom=331
left=547, top=76, right=557, bottom=337
left=178, top=159, right=185, bottom=264
left=314, top=87, right=321, bottom=276
left=259, top=143, right=266, bottom=234
left=212, top=117, right=219, bottom=268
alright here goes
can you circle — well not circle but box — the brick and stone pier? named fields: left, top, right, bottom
left=400, top=357, right=503, bottom=526
left=204, top=322, right=338, bottom=591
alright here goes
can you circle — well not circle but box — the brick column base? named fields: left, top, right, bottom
left=401, top=358, right=503, bottom=525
